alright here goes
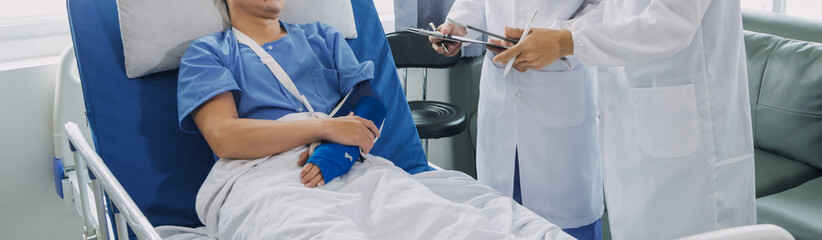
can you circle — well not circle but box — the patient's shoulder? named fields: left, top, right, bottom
left=190, top=30, right=233, bottom=52
left=181, top=30, right=237, bottom=62
left=177, top=30, right=240, bottom=71
left=289, top=22, right=343, bottom=42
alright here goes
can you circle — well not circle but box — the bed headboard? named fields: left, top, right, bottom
left=67, top=0, right=430, bottom=229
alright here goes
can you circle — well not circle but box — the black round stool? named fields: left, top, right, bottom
left=387, top=31, right=468, bottom=154
left=409, top=101, right=467, bottom=139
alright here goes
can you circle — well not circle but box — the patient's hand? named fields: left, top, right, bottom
left=301, top=163, right=325, bottom=188
left=297, top=151, right=325, bottom=188
left=321, top=112, right=380, bottom=154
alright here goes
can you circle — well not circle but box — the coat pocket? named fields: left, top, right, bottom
left=531, top=68, right=587, bottom=128
left=630, top=84, right=701, bottom=158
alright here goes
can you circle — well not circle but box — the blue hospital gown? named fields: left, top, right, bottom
left=177, top=22, right=374, bottom=132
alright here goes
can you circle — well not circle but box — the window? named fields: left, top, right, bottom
left=374, top=0, right=395, bottom=33
left=741, top=0, right=822, bottom=21
left=785, top=0, right=822, bottom=21
left=0, top=0, right=66, bottom=22
left=0, top=0, right=71, bottom=70
left=741, top=0, right=774, bottom=12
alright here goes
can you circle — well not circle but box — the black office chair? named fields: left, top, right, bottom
left=386, top=31, right=468, bottom=154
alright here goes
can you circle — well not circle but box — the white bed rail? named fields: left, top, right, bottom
left=64, top=122, right=161, bottom=240
left=678, top=224, right=794, bottom=240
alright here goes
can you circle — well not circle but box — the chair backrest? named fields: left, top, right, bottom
left=387, top=31, right=461, bottom=69
left=742, top=13, right=822, bottom=169
left=67, top=0, right=431, bottom=229
left=742, top=10, right=822, bottom=43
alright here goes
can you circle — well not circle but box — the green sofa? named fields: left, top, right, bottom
left=742, top=10, right=822, bottom=240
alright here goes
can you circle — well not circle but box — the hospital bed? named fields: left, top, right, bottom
left=51, top=0, right=795, bottom=239
left=50, top=0, right=477, bottom=238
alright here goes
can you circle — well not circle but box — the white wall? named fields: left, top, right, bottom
left=0, top=63, right=83, bottom=239
left=374, top=0, right=395, bottom=33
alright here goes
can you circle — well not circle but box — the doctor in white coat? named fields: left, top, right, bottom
left=491, top=0, right=756, bottom=239
left=430, top=1, right=604, bottom=239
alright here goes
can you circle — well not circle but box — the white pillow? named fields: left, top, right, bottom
left=118, top=0, right=357, bottom=78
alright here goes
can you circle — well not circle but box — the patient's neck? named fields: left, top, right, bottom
left=231, top=15, right=287, bottom=45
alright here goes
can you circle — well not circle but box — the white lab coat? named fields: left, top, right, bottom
left=556, top=0, right=757, bottom=239
left=448, top=0, right=604, bottom=229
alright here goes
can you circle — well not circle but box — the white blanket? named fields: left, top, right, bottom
left=158, top=147, right=572, bottom=239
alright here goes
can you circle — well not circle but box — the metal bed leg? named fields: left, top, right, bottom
left=115, top=211, right=129, bottom=240
left=92, top=178, right=110, bottom=240
left=65, top=122, right=162, bottom=240
left=73, top=149, right=98, bottom=239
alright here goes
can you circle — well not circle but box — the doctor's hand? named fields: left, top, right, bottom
left=320, top=112, right=380, bottom=154
left=486, top=37, right=529, bottom=72
left=429, top=22, right=466, bottom=57
left=493, top=27, right=574, bottom=72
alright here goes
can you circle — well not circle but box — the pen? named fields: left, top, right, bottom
left=430, top=22, right=450, bottom=54
left=504, top=10, right=538, bottom=77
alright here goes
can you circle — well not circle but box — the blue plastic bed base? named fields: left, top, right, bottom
left=67, top=0, right=432, bottom=230
left=53, top=157, right=65, bottom=199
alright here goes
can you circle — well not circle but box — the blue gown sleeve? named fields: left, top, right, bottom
left=177, top=38, right=241, bottom=133
left=320, top=23, right=375, bottom=94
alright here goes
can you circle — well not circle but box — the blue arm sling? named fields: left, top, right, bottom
left=308, top=80, right=386, bottom=182
left=234, top=27, right=386, bottom=183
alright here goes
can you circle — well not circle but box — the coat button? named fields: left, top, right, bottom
left=516, top=89, right=523, bottom=96
left=267, top=45, right=273, bottom=50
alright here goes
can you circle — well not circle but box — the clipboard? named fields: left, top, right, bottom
left=402, top=27, right=510, bottom=49
left=446, top=18, right=520, bottom=44
left=404, top=22, right=573, bottom=69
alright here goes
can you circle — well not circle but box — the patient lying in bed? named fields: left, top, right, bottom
left=174, top=0, right=573, bottom=239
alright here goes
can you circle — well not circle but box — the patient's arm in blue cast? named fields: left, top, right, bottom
left=191, top=91, right=380, bottom=161
left=303, top=80, right=387, bottom=185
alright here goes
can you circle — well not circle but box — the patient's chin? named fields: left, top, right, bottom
left=263, top=0, right=284, bottom=14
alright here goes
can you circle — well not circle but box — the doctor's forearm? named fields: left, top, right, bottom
left=560, top=30, right=575, bottom=56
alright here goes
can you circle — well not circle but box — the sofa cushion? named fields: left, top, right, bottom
left=755, top=148, right=822, bottom=197
left=744, top=31, right=782, bottom=145
left=755, top=36, right=822, bottom=169
left=757, top=177, right=822, bottom=240
left=745, top=32, right=781, bottom=103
